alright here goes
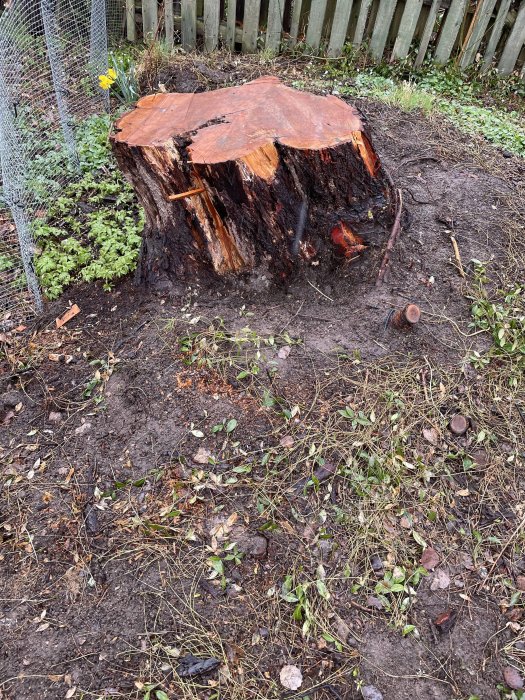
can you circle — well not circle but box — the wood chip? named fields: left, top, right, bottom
left=56, top=304, right=80, bottom=329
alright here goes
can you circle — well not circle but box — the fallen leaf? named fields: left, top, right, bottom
left=422, top=427, right=439, bottom=445
left=279, top=435, right=294, bottom=448
left=456, top=488, right=470, bottom=497
left=361, top=686, right=383, bottom=700
left=503, top=666, right=524, bottom=690
left=279, top=664, right=302, bottom=690
left=517, top=576, right=525, bottom=592
left=48, top=353, right=61, bottom=362
left=277, top=345, right=291, bottom=359
left=192, top=447, right=212, bottom=464
left=420, top=547, right=440, bottom=571
left=56, top=304, right=80, bottom=329
left=65, top=688, right=77, bottom=699
left=430, top=569, right=451, bottom=591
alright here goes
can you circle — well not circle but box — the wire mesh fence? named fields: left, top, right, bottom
left=0, top=0, right=124, bottom=328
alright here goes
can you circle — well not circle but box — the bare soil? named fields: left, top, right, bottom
left=1, top=59, right=525, bottom=700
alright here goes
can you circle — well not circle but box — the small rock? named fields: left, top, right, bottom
left=277, top=345, right=291, bottom=360
left=502, top=150, right=513, bottom=159
left=371, top=554, right=383, bottom=572
left=1, top=390, right=23, bottom=408
left=75, top=422, right=92, bottom=435
left=280, top=664, right=302, bottom=690
left=430, top=569, right=451, bottom=591
left=420, top=547, right=440, bottom=571
left=48, top=411, right=63, bottom=424
left=422, top=427, right=439, bottom=446
left=361, top=685, right=383, bottom=700
left=279, top=435, right=294, bottom=448
left=449, top=414, right=469, bottom=436
left=243, top=534, right=268, bottom=559
left=503, top=666, right=524, bottom=690
left=192, top=447, right=211, bottom=464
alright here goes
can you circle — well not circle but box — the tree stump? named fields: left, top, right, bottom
left=111, top=76, right=395, bottom=287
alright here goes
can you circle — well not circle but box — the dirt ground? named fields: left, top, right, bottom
left=1, top=58, right=525, bottom=700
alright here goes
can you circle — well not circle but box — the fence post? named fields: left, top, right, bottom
left=353, top=0, right=373, bottom=46
left=40, top=0, right=80, bottom=170
left=90, top=0, right=110, bottom=112
left=391, top=0, right=424, bottom=61
left=369, top=0, right=397, bottom=59
left=305, top=0, right=328, bottom=49
left=126, top=0, right=137, bottom=41
left=203, top=0, right=220, bottom=50
left=242, top=0, right=262, bottom=52
left=414, top=0, right=439, bottom=67
left=182, top=0, right=197, bottom=49
left=327, top=0, right=354, bottom=56
left=0, top=70, right=43, bottom=312
left=458, top=0, right=498, bottom=69
left=497, top=0, right=525, bottom=75
left=434, top=0, right=469, bottom=64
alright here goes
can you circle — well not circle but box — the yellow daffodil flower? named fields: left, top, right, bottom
left=98, top=69, right=117, bottom=90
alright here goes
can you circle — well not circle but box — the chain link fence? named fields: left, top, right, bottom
left=0, top=0, right=124, bottom=326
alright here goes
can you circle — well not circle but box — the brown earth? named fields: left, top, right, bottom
left=1, top=60, right=525, bottom=700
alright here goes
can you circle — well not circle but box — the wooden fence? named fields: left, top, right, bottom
left=125, top=0, right=525, bottom=75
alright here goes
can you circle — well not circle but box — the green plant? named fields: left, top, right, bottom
left=32, top=114, right=144, bottom=299
left=280, top=567, right=330, bottom=636
left=108, top=51, right=139, bottom=105
left=468, top=262, right=525, bottom=381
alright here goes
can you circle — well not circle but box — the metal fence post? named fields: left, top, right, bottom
left=0, top=70, right=43, bottom=313
left=41, top=0, right=81, bottom=170
left=90, top=0, right=110, bottom=112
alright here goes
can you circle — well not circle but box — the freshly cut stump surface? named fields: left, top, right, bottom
left=111, top=76, right=395, bottom=286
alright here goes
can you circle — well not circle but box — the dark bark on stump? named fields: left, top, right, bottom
left=111, top=76, right=395, bottom=287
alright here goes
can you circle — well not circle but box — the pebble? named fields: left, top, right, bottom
left=48, top=411, right=63, bottom=424
left=362, top=685, right=383, bottom=700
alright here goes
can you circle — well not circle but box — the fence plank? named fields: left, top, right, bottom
left=165, top=0, right=175, bottom=48
left=391, top=0, right=424, bottom=60
left=242, top=0, right=262, bottom=51
left=433, top=0, right=468, bottom=64
left=458, top=0, right=498, bottom=68
left=305, top=0, right=328, bottom=49
left=266, top=0, right=286, bottom=51
left=182, top=0, right=197, bottom=48
left=204, top=0, right=220, bottom=50
left=126, top=0, right=136, bottom=41
left=481, top=0, right=512, bottom=70
left=498, top=0, right=525, bottom=74
left=353, top=0, right=373, bottom=45
left=142, top=0, right=158, bottom=41
left=289, top=0, right=304, bottom=44
left=414, top=0, right=439, bottom=66
left=327, top=0, right=354, bottom=56
left=369, top=0, right=397, bottom=59
left=226, top=0, right=237, bottom=47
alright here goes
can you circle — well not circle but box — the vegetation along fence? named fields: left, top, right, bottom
left=128, top=0, right=525, bottom=75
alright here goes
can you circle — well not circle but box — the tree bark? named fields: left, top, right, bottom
left=111, top=76, right=395, bottom=288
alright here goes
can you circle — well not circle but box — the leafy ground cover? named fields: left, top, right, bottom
left=0, top=52, right=524, bottom=700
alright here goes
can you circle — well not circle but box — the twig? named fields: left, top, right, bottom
left=376, top=187, right=403, bottom=284
left=350, top=600, right=378, bottom=614
left=307, top=279, right=333, bottom=302
left=450, top=235, right=465, bottom=277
